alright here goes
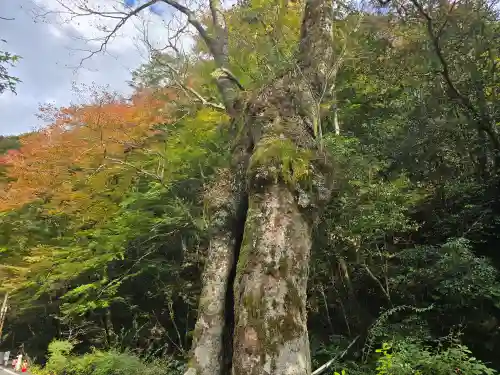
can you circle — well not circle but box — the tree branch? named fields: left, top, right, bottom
left=298, top=0, right=335, bottom=96
left=139, top=33, right=226, bottom=110
left=157, top=0, right=244, bottom=115
left=51, top=0, right=243, bottom=116
left=78, top=0, right=161, bottom=66
left=410, top=0, right=500, bottom=154
left=364, top=264, right=391, bottom=303
left=159, top=0, right=212, bottom=46
left=410, top=0, right=477, bottom=116
left=312, top=335, right=360, bottom=375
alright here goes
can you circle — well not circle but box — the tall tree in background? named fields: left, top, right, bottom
left=47, top=0, right=337, bottom=374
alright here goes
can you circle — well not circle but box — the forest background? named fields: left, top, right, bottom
left=1, top=0, right=500, bottom=373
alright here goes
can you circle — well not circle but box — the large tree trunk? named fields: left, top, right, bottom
left=185, top=144, right=251, bottom=375
left=232, top=184, right=313, bottom=375
left=229, top=69, right=334, bottom=375
left=184, top=230, right=237, bottom=375
left=185, top=0, right=334, bottom=373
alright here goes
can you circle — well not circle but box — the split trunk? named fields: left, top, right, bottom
left=184, top=0, right=335, bottom=374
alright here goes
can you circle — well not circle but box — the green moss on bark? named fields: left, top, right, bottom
left=248, top=137, right=313, bottom=186
left=239, top=279, right=304, bottom=359
left=235, top=207, right=259, bottom=282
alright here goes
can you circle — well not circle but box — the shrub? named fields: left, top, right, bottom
left=32, top=340, right=185, bottom=375
left=375, top=339, right=496, bottom=375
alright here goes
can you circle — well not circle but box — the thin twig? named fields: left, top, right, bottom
left=105, top=156, right=166, bottom=185
left=79, top=0, right=161, bottom=66
left=312, top=335, right=360, bottom=375
left=364, top=264, right=391, bottom=303
left=154, top=58, right=226, bottom=110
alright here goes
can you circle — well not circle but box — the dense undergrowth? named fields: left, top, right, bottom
left=1, top=0, right=500, bottom=373
left=29, top=337, right=496, bottom=375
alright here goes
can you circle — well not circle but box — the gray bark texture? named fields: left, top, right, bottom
left=232, top=184, right=313, bottom=375
left=184, top=0, right=335, bottom=373
left=184, top=232, right=235, bottom=375
left=184, top=161, right=248, bottom=375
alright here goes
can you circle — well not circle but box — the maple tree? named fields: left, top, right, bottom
left=0, top=77, right=229, bottom=361
left=0, top=88, right=166, bottom=214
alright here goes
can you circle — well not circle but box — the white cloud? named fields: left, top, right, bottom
left=46, top=23, right=66, bottom=39
left=34, top=0, right=195, bottom=56
left=0, top=0, right=245, bottom=135
left=0, top=0, right=200, bottom=136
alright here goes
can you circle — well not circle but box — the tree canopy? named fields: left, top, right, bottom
left=1, top=0, right=500, bottom=374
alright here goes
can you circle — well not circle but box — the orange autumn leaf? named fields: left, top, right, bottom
left=0, top=89, right=169, bottom=213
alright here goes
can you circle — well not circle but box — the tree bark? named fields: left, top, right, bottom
left=228, top=73, right=334, bottom=375
left=184, top=139, right=251, bottom=375
left=184, top=165, right=248, bottom=375
left=232, top=184, right=313, bottom=375
left=184, top=232, right=237, bottom=375
left=185, top=0, right=335, bottom=373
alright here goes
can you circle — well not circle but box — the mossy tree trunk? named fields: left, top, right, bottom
left=185, top=153, right=250, bottom=375
left=185, top=0, right=335, bottom=374
left=232, top=184, right=313, bottom=375
left=230, top=73, right=334, bottom=375
left=185, top=230, right=237, bottom=375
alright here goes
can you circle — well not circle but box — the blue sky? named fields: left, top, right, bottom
left=0, top=0, right=172, bottom=136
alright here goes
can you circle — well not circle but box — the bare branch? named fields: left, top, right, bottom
left=364, top=264, right=391, bottom=303
left=156, top=58, right=226, bottom=110
left=183, top=86, right=226, bottom=110
left=44, top=0, right=242, bottom=115
left=135, top=17, right=226, bottom=110
left=78, top=0, right=160, bottom=66
left=159, top=0, right=212, bottom=46
left=312, top=335, right=360, bottom=375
